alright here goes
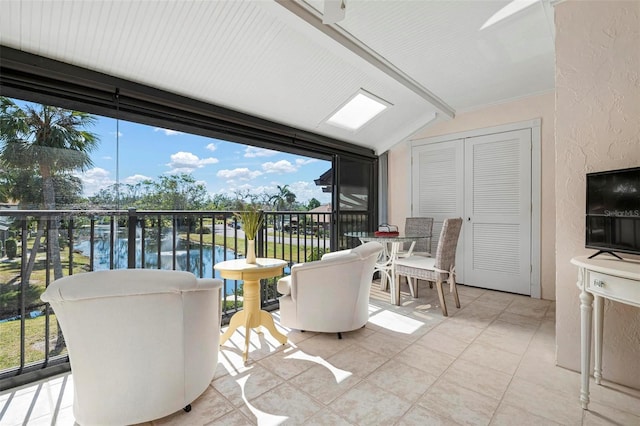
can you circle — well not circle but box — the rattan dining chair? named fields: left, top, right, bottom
left=394, top=217, right=463, bottom=316
left=398, top=217, right=434, bottom=258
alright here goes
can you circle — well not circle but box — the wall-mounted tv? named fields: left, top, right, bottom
left=586, top=166, right=640, bottom=259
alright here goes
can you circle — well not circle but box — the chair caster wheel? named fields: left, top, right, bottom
left=184, top=404, right=192, bottom=412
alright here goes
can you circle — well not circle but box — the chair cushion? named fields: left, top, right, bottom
left=395, top=256, right=440, bottom=282
left=277, top=275, right=292, bottom=295
left=395, top=255, right=436, bottom=269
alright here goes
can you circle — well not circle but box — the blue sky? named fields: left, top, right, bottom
left=42, top=107, right=332, bottom=204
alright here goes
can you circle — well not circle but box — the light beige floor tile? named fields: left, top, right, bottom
left=415, top=328, right=470, bottom=358
left=449, top=303, right=502, bottom=329
left=154, top=387, right=235, bottom=425
left=516, top=349, right=580, bottom=396
left=502, top=376, right=584, bottom=425
left=51, top=404, right=77, bottom=426
left=288, top=363, right=361, bottom=405
left=331, top=380, right=412, bottom=426
left=418, top=378, right=500, bottom=426
left=339, top=324, right=376, bottom=342
left=0, top=383, right=61, bottom=426
left=293, top=333, right=354, bottom=359
left=588, top=380, right=640, bottom=416
left=249, top=383, right=323, bottom=425
left=474, top=320, right=537, bottom=356
left=497, top=310, right=540, bottom=327
left=256, top=346, right=315, bottom=380
left=582, top=401, right=640, bottom=425
left=432, top=320, right=485, bottom=344
left=211, top=365, right=284, bottom=407
left=353, top=330, right=413, bottom=357
left=303, top=408, right=354, bottom=425
left=279, top=328, right=317, bottom=344
left=393, top=343, right=456, bottom=377
left=505, top=297, right=550, bottom=320
left=475, top=291, right=517, bottom=310
left=490, top=402, right=563, bottom=426
left=456, top=285, right=487, bottom=298
left=326, top=344, right=389, bottom=379
left=440, top=359, right=512, bottom=401
left=204, top=409, right=254, bottom=426
left=366, top=359, right=438, bottom=403
left=397, top=405, right=461, bottom=426
left=545, top=301, right=556, bottom=320
left=459, top=341, right=522, bottom=375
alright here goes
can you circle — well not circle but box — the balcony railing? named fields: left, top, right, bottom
left=0, top=208, right=371, bottom=388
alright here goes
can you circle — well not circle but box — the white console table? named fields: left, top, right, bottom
left=571, top=255, right=640, bottom=410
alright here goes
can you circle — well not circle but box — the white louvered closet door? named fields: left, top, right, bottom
left=464, top=129, right=531, bottom=294
left=411, top=139, right=465, bottom=283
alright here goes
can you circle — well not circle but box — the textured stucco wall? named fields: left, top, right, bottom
left=555, top=1, right=640, bottom=388
left=387, top=92, right=556, bottom=300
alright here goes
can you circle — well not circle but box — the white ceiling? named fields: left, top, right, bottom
left=0, top=0, right=555, bottom=155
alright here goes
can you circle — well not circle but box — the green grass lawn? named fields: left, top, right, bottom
left=185, top=233, right=326, bottom=263
left=0, top=314, right=65, bottom=371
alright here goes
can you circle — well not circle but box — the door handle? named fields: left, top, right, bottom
left=467, top=217, right=471, bottom=221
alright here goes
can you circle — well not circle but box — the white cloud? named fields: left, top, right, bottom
left=288, top=181, right=328, bottom=203
left=295, top=158, right=317, bottom=166
left=244, top=147, right=278, bottom=158
left=216, top=168, right=263, bottom=181
left=123, top=174, right=152, bottom=184
left=205, top=143, right=217, bottom=152
left=262, top=160, right=297, bottom=174
left=154, top=127, right=182, bottom=136
left=74, top=167, right=115, bottom=196
left=166, top=151, right=218, bottom=173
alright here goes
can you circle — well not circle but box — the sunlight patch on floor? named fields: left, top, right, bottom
left=368, top=309, right=424, bottom=334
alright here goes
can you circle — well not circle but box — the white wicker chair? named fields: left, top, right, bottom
left=397, top=217, right=434, bottom=258
left=395, top=218, right=463, bottom=316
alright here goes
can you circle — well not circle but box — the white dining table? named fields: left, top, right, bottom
left=345, top=232, right=430, bottom=305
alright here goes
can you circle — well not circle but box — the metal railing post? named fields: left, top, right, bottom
left=257, top=210, right=265, bottom=258
left=127, top=208, right=137, bottom=269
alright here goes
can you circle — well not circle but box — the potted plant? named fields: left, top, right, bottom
left=234, top=206, right=263, bottom=264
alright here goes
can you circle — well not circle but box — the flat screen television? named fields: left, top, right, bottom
left=586, top=166, right=640, bottom=259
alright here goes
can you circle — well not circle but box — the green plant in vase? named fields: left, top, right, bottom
left=234, top=206, right=264, bottom=264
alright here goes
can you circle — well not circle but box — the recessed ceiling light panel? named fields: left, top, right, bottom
left=326, top=90, right=391, bottom=131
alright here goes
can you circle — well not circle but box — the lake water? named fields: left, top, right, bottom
left=75, top=232, right=246, bottom=295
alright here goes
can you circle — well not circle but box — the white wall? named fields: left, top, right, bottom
left=555, top=0, right=640, bottom=389
left=387, top=92, right=556, bottom=300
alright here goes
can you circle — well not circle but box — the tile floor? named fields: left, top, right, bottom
left=2, top=281, right=640, bottom=425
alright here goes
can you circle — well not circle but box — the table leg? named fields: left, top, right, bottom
left=243, top=311, right=253, bottom=362
left=220, top=278, right=287, bottom=362
left=220, top=309, right=246, bottom=345
left=259, top=310, right=288, bottom=345
left=580, top=286, right=594, bottom=410
left=594, top=295, right=604, bottom=385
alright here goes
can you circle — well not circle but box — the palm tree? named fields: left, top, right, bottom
left=0, top=97, right=98, bottom=353
left=270, top=184, right=297, bottom=211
